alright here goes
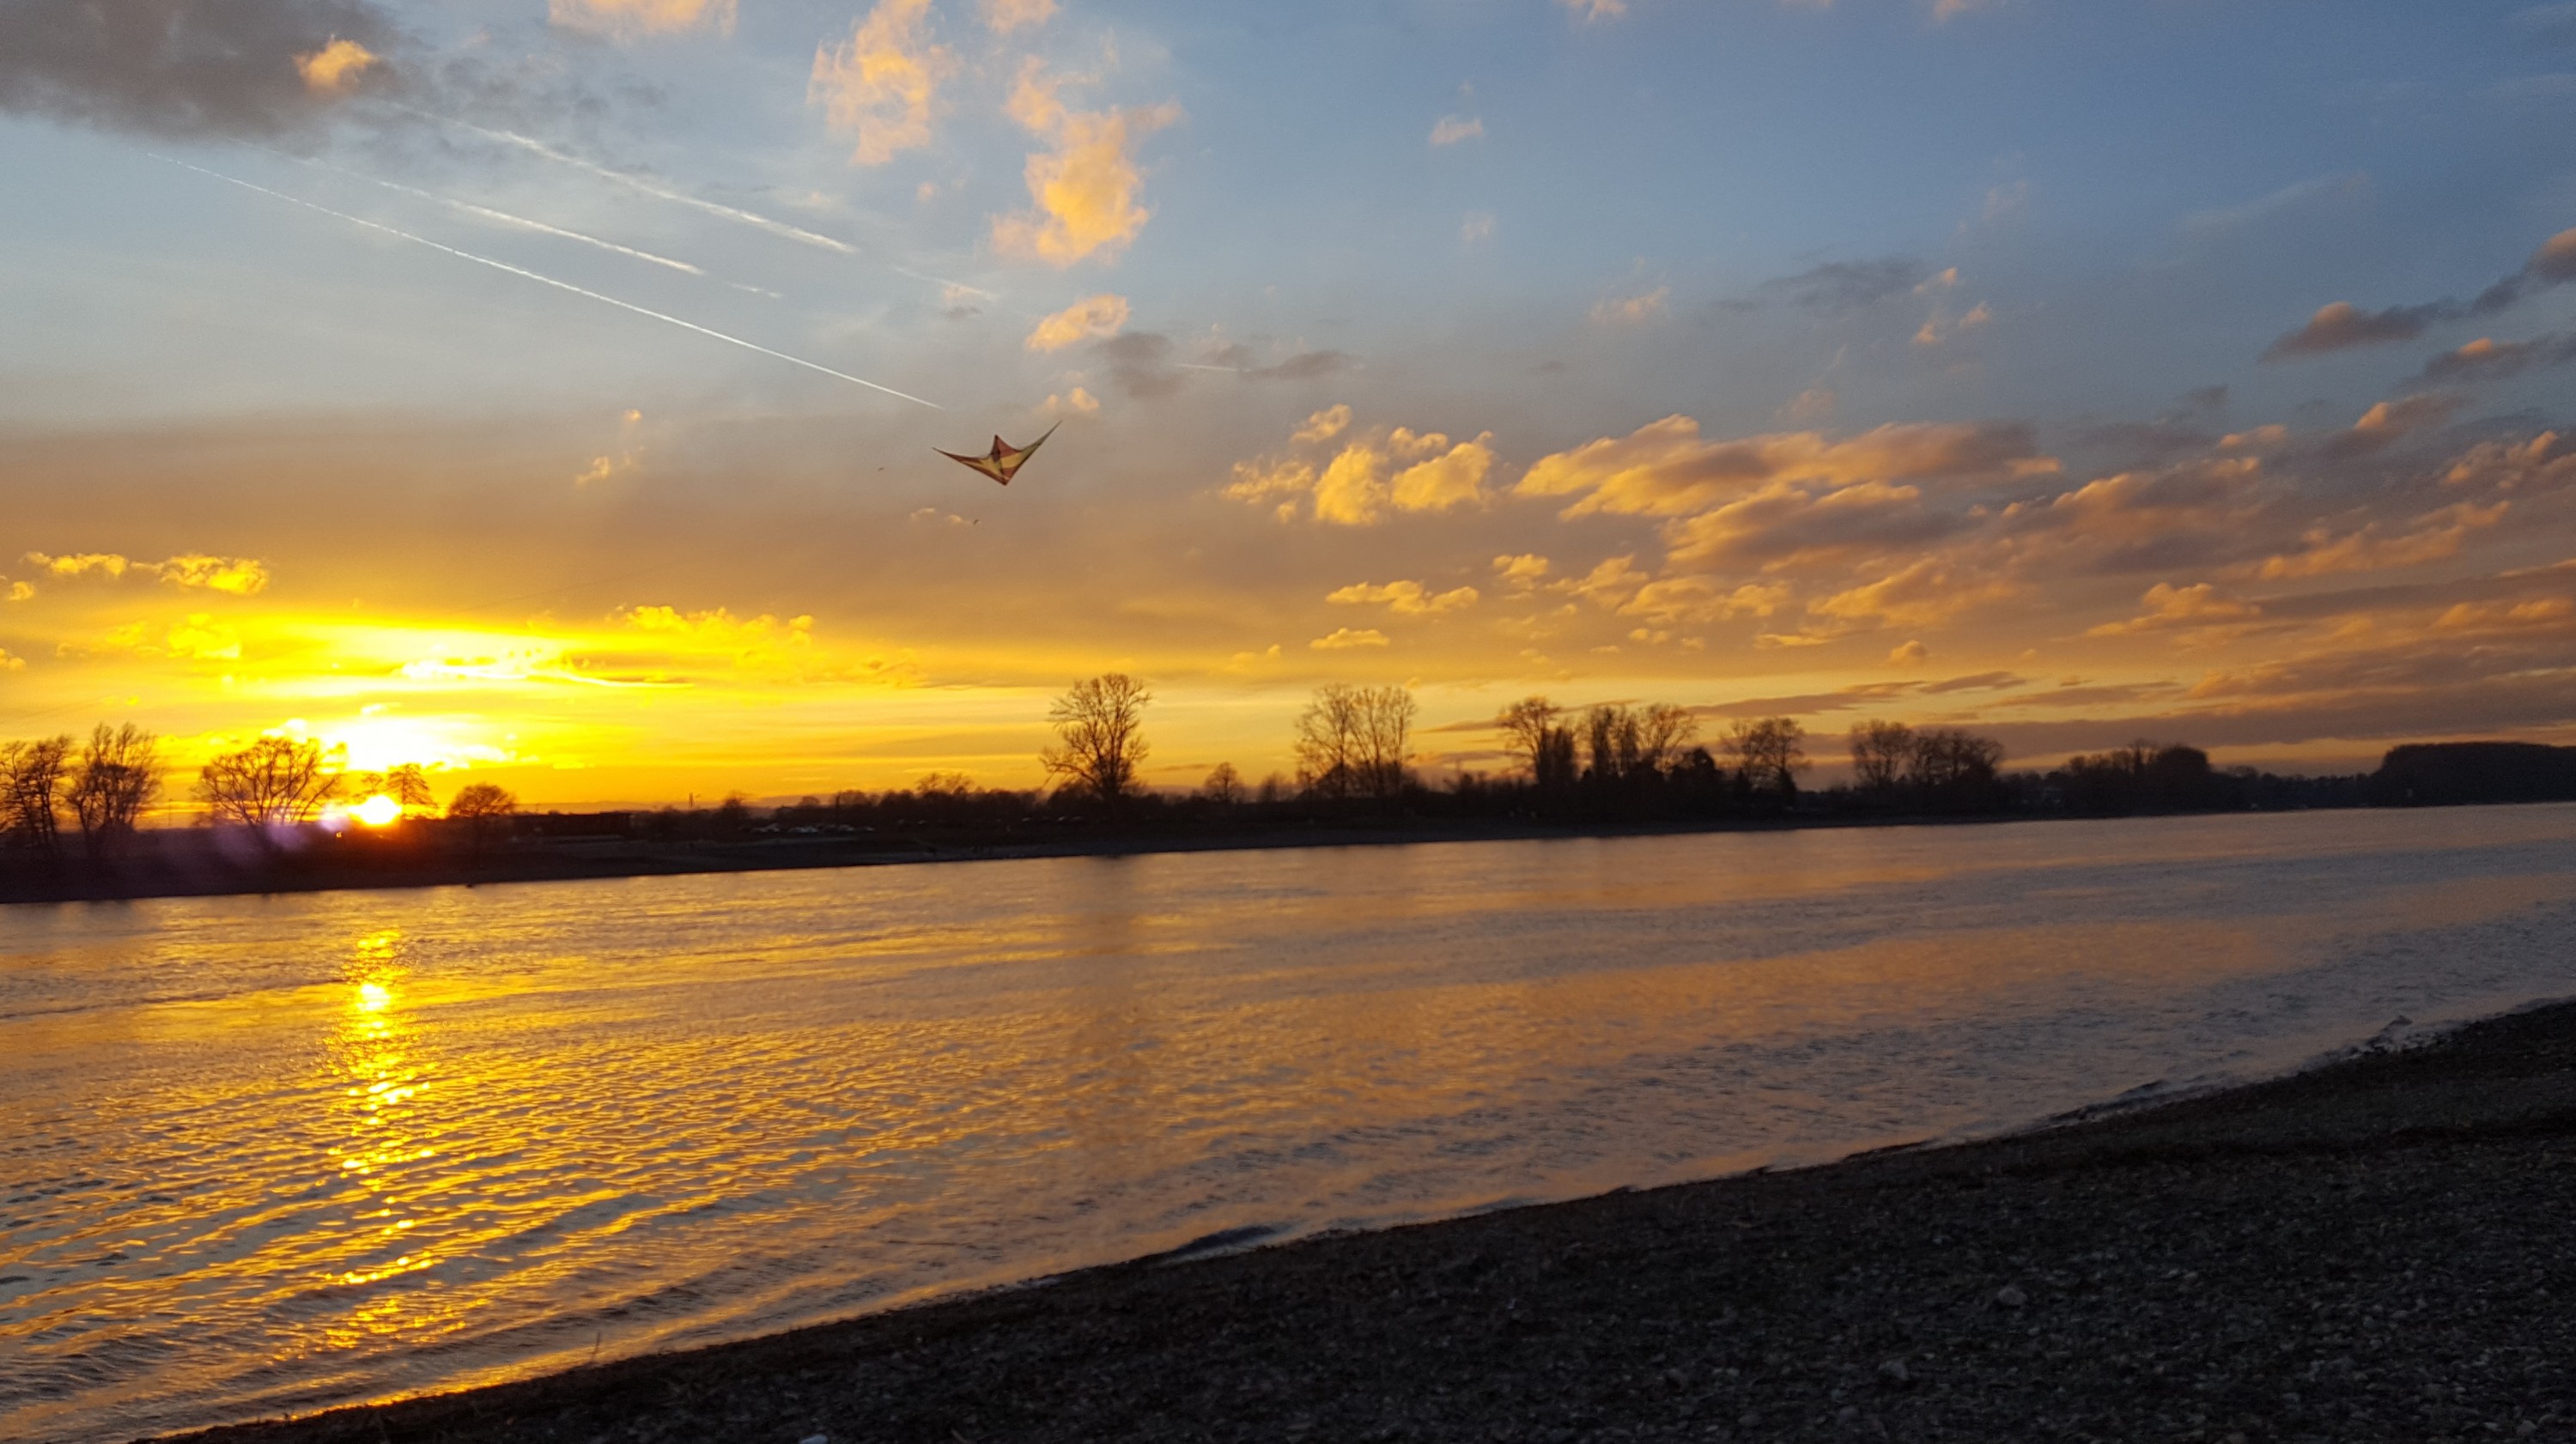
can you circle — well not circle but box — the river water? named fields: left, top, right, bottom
left=4, top=807, right=2574, bottom=1441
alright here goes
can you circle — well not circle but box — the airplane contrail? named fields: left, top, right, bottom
left=284, top=154, right=708, bottom=276
left=153, top=155, right=941, bottom=410
left=404, top=108, right=860, bottom=256
left=392, top=106, right=1000, bottom=301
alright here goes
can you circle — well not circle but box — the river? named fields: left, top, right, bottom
left=5, top=806, right=2573, bottom=1441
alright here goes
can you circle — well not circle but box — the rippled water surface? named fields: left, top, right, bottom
left=6, top=808, right=2576, bottom=1441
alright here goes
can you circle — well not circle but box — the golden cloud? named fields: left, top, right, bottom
left=22, top=550, right=268, bottom=593
left=811, top=0, right=955, bottom=167
left=294, top=38, right=377, bottom=93
left=2256, top=501, right=2506, bottom=580
left=1559, top=0, right=1627, bottom=20
left=2085, top=582, right=2263, bottom=638
left=991, top=61, right=1182, bottom=266
left=550, top=0, right=737, bottom=35
left=1294, top=404, right=1352, bottom=444
left=27, top=551, right=130, bottom=579
left=1026, top=293, right=1132, bottom=350
left=1516, top=416, right=2053, bottom=520
left=1327, top=580, right=1479, bottom=616
left=1309, top=627, right=1390, bottom=650
left=155, top=555, right=270, bottom=595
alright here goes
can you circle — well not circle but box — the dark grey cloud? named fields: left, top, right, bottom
left=1244, top=349, right=1352, bottom=382
left=2267, top=227, right=2576, bottom=359
left=1757, top=257, right=1929, bottom=314
left=1095, top=332, right=1184, bottom=399
left=2263, top=299, right=2457, bottom=359
left=0, top=0, right=405, bottom=138
left=1203, top=343, right=1355, bottom=382
left=2417, top=330, right=2576, bottom=386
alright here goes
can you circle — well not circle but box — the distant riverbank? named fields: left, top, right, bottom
left=161, top=996, right=2576, bottom=1444
left=0, top=810, right=1990, bottom=906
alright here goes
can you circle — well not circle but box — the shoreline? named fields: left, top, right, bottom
left=1, top=811, right=2016, bottom=908
left=12, top=799, right=2537, bottom=909
left=153, top=997, right=2576, bottom=1443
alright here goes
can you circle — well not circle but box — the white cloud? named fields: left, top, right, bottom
left=1430, top=115, right=1485, bottom=147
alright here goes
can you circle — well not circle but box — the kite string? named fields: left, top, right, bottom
left=148, top=153, right=942, bottom=410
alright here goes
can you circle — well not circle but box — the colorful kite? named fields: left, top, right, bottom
left=936, top=423, right=1060, bottom=485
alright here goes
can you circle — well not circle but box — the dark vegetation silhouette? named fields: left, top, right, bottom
left=0, top=695, right=2565, bottom=904
left=1042, top=673, right=1151, bottom=812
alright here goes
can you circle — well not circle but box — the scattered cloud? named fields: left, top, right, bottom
left=1492, top=553, right=1551, bottom=591
left=2086, top=582, right=2262, bottom=637
left=981, top=0, right=1056, bottom=34
left=2177, top=172, right=2371, bottom=241
left=293, top=38, right=376, bottom=93
left=551, top=0, right=735, bottom=37
left=2263, top=300, right=2455, bottom=359
left=1295, top=404, right=1353, bottom=445
left=21, top=551, right=269, bottom=593
left=1461, top=211, right=1496, bottom=244
left=1888, top=639, right=1930, bottom=667
left=2418, top=331, right=2576, bottom=385
left=1430, top=115, right=1485, bottom=147
left=1558, top=0, right=1627, bottom=21
left=1227, top=413, right=1497, bottom=525
left=991, top=60, right=1182, bottom=266
left=810, top=0, right=955, bottom=167
left=0, top=0, right=402, bottom=137
left=1590, top=285, right=1669, bottom=325
left=1759, top=257, right=1928, bottom=313
left=1026, top=293, right=1132, bottom=350
left=1328, top=580, right=1480, bottom=616
left=1309, top=627, right=1390, bottom=650
left=1043, top=385, right=1101, bottom=415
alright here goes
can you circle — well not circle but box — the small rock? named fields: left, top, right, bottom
left=1995, top=1284, right=2028, bottom=1308
left=2518, top=1422, right=2538, bottom=1437
left=1739, top=1411, right=1762, bottom=1429
left=799, top=1435, right=829, bottom=1444
left=1837, top=1405, right=1861, bottom=1424
left=1876, top=1359, right=1911, bottom=1386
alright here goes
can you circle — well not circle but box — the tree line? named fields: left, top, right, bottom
left=0, top=688, right=2397, bottom=864
left=0, top=725, right=519, bottom=860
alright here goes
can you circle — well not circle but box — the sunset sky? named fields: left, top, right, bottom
left=4, top=0, right=2574, bottom=808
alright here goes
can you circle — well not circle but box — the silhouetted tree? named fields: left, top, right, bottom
left=447, top=781, right=518, bottom=852
left=353, top=763, right=435, bottom=813
left=1725, top=717, right=1807, bottom=802
left=1906, top=728, right=2006, bottom=810
left=1042, top=673, right=1152, bottom=810
left=1, top=735, right=71, bottom=857
left=1256, top=771, right=1291, bottom=804
left=1498, top=695, right=1579, bottom=798
left=68, top=723, right=161, bottom=852
left=197, top=737, right=341, bottom=827
left=1849, top=720, right=1914, bottom=796
left=1201, top=761, right=1245, bottom=804
left=1297, top=683, right=1415, bottom=801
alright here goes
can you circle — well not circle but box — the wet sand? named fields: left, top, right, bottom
left=154, top=998, right=2576, bottom=1444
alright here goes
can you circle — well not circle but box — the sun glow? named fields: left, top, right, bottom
left=353, top=795, right=403, bottom=828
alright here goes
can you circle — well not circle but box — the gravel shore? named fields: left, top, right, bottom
left=165, top=1000, right=2576, bottom=1444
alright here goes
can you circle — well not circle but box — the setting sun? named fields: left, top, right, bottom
left=352, top=795, right=402, bottom=828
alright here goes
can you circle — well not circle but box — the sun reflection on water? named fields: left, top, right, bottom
left=324, top=931, right=440, bottom=1297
